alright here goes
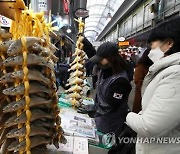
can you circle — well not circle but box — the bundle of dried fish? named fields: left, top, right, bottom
left=65, top=18, right=86, bottom=106
left=0, top=1, right=65, bottom=154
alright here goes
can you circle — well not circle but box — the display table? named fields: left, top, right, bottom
left=55, top=94, right=109, bottom=154
left=47, top=145, right=108, bottom=154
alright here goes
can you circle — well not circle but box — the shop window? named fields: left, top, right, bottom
left=114, top=30, right=117, bottom=40
left=111, top=33, right=114, bottom=41
left=164, top=0, right=175, bottom=10
left=144, top=4, right=149, bottom=23
left=127, top=18, right=132, bottom=33
left=124, top=21, right=128, bottom=35
left=132, top=14, right=137, bottom=30
left=158, top=0, right=163, bottom=19
left=120, top=25, right=124, bottom=36
left=136, top=9, right=143, bottom=28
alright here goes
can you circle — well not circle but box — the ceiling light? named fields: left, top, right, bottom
left=63, top=18, right=69, bottom=25
left=67, top=28, right=72, bottom=33
left=118, top=37, right=125, bottom=42
left=107, top=12, right=112, bottom=19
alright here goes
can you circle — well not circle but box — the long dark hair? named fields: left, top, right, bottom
left=137, top=48, right=153, bottom=67
left=106, top=53, right=127, bottom=74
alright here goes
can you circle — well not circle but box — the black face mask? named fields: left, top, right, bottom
left=98, top=63, right=111, bottom=70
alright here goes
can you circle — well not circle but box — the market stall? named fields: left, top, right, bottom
left=0, top=1, right=110, bottom=154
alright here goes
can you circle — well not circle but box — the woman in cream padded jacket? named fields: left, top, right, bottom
left=126, top=17, right=180, bottom=154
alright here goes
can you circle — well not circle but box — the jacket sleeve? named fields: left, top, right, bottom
left=107, top=77, right=132, bottom=107
left=126, top=72, right=180, bottom=137
left=132, top=64, right=148, bottom=113
left=82, top=37, right=96, bottom=59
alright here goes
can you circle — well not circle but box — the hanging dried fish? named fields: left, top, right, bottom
left=0, top=1, right=65, bottom=153
left=66, top=18, right=87, bottom=106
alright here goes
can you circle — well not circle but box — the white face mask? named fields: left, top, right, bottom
left=148, top=47, right=164, bottom=63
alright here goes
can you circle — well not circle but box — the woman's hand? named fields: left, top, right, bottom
left=77, top=105, right=88, bottom=114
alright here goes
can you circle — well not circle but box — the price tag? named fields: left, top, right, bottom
left=73, top=137, right=88, bottom=154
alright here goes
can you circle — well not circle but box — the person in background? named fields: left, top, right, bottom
left=119, top=51, right=135, bottom=82
left=92, top=64, right=99, bottom=89
left=55, top=62, right=70, bottom=90
left=126, top=56, right=135, bottom=82
left=126, top=17, right=180, bottom=154
left=79, top=40, right=132, bottom=136
left=85, top=59, right=94, bottom=77
left=132, top=49, right=153, bottom=113
left=131, top=49, right=139, bottom=64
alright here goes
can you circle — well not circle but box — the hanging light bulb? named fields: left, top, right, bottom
left=107, top=0, right=112, bottom=22
left=67, top=28, right=72, bottom=33
left=66, top=12, right=71, bottom=33
left=107, top=12, right=112, bottom=19
left=106, top=0, right=112, bottom=21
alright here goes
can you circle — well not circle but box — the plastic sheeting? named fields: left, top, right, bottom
left=85, top=0, right=125, bottom=42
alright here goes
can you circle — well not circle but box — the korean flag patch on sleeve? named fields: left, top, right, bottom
left=113, top=93, right=123, bottom=99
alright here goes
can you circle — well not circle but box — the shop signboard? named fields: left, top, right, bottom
left=0, top=15, right=11, bottom=27
left=31, top=0, right=51, bottom=19
left=63, top=0, right=69, bottom=13
left=75, top=8, right=89, bottom=19
left=119, top=41, right=130, bottom=46
left=38, top=0, right=48, bottom=11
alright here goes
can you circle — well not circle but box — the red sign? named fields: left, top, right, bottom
left=63, top=0, right=69, bottom=14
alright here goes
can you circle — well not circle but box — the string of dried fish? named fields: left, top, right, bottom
left=66, top=17, right=86, bottom=107
left=0, top=0, right=64, bottom=153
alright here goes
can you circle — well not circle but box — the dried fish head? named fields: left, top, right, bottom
left=3, top=55, right=23, bottom=66
left=0, top=40, right=13, bottom=52
left=0, top=73, right=14, bottom=83
left=3, top=85, right=24, bottom=96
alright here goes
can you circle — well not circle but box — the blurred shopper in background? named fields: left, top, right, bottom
left=126, top=56, right=135, bottom=82
left=132, top=49, right=153, bottom=113
left=85, top=59, right=94, bottom=77
left=126, top=17, right=180, bottom=154
left=92, top=64, right=99, bottom=89
left=55, top=63, right=70, bottom=90
left=119, top=51, right=135, bottom=82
